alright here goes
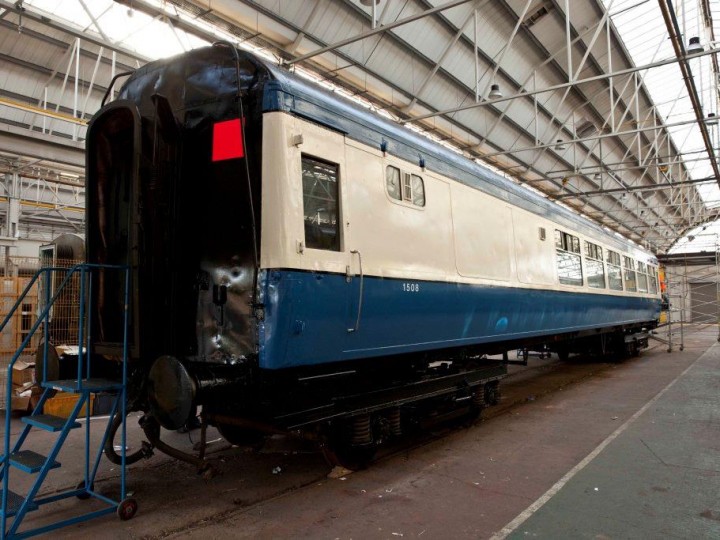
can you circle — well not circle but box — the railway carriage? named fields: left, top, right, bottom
left=86, top=44, right=661, bottom=466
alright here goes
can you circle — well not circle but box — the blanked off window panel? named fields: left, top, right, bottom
left=513, top=211, right=554, bottom=285
left=452, top=187, right=512, bottom=281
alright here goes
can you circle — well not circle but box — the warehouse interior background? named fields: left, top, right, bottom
left=0, top=1, right=718, bottom=538
left=0, top=0, right=719, bottom=397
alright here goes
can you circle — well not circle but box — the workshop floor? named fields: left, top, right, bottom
left=2, top=325, right=718, bottom=539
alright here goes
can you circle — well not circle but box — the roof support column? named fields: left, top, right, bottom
left=635, top=72, right=642, bottom=164
left=607, top=16, right=615, bottom=132
left=474, top=8, right=479, bottom=102
left=564, top=0, right=572, bottom=83
left=533, top=70, right=538, bottom=145
left=73, top=37, right=80, bottom=141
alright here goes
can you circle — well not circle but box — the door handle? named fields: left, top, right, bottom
left=347, top=249, right=363, bottom=333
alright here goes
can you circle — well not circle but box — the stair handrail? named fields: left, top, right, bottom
left=1, top=262, right=129, bottom=532
left=2, top=265, right=80, bottom=530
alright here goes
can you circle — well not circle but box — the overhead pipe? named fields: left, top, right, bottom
left=0, top=96, right=86, bottom=126
left=658, top=0, right=720, bottom=187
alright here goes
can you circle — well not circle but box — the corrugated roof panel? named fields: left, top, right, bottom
left=362, top=41, right=417, bottom=90
left=430, top=0, right=476, bottom=29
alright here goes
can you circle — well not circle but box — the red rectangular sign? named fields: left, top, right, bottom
left=212, top=118, right=245, bottom=161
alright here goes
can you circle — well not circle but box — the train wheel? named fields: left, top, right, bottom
left=320, top=441, right=377, bottom=471
left=484, top=382, right=501, bottom=406
left=216, top=424, right=265, bottom=448
left=465, top=386, right=486, bottom=423
left=321, top=417, right=377, bottom=470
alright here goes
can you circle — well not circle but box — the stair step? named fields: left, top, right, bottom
left=9, top=450, right=60, bottom=474
left=22, top=414, right=81, bottom=432
left=41, top=378, right=122, bottom=393
left=0, top=489, right=38, bottom=517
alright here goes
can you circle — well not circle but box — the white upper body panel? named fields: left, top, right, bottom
left=260, top=111, right=660, bottom=299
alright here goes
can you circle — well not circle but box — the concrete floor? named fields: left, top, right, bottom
left=2, top=326, right=719, bottom=539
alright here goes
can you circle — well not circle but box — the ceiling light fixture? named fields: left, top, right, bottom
left=555, top=139, right=566, bottom=151
left=688, top=36, right=704, bottom=53
left=488, top=84, right=503, bottom=99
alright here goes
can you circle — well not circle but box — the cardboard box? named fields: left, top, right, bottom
left=11, top=384, right=33, bottom=411
left=13, top=381, right=34, bottom=396
left=11, top=394, right=30, bottom=412
left=12, top=358, right=35, bottom=387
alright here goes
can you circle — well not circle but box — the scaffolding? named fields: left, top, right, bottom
left=656, top=244, right=720, bottom=352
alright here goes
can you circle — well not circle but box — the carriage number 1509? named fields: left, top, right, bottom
left=402, top=283, right=420, bottom=292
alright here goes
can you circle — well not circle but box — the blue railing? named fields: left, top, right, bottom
left=0, top=263, right=130, bottom=537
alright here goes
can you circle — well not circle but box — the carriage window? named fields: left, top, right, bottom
left=302, top=156, right=340, bottom=251
left=385, top=166, right=401, bottom=201
left=648, top=266, right=658, bottom=294
left=606, top=250, right=623, bottom=291
left=623, top=256, right=637, bottom=292
left=386, top=166, right=425, bottom=207
left=411, top=174, right=425, bottom=207
left=584, top=241, right=605, bottom=289
left=637, top=261, right=648, bottom=293
left=555, top=230, right=583, bottom=286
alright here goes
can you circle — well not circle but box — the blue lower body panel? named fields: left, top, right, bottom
left=258, top=269, right=661, bottom=370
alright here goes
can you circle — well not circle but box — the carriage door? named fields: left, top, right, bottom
left=296, top=121, right=359, bottom=342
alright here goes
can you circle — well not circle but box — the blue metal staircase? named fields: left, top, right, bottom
left=1, top=263, right=134, bottom=539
